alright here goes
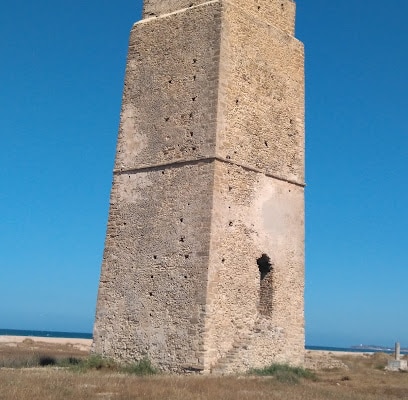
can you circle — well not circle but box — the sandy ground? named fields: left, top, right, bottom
left=0, top=335, right=92, bottom=352
left=305, top=349, right=375, bottom=370
left=0, top=335, right=376, bottom=370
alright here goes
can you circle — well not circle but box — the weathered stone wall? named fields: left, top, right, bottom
left=143, top=0, right=295, bottom=36
left=216, top=0, right=304, bottom=183
left=93, top=163, right=215, bottom=371
left=115, top=2, right=221, bottom=172
left=93, top=1, right=222, bottom=372
left=205, top=162, right=304, bottom=372
left=93, top=0, right=305, bottom=373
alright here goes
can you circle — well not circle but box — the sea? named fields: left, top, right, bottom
left=0, top=328, right=92, bottom=340
left=0, top=329, right=405, bottom=354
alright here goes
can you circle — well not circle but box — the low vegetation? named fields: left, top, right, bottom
left=1, top=341, right=408, bottom=400
left=250, top=363, right=317, bottom=383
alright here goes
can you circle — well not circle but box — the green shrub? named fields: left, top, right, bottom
left=250, top=363, right=317, bottom=384
left=69, top=354, right=117, bottom=372
left=122, top=357, right=158, bottom=375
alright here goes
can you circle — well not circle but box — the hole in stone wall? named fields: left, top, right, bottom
left=180, top=237, right=185, bottom=242
left=169, top=79, right=173, bottom=84
left=264, top=140, right=268, bottom=147
left=153, top=255, right=157, bottom=260
left=192, top=146, right=197, bottom=151
left=257, top=253, right=273, bottom=316
left=190, top=132, right=194, bottom=137
left=193, top=75, right=197, bottom=81
left=257, top=6, right=261, bottom=10
left=193, top=58, right=197, bottom=64
left=221, top=258, right=225, bottom=263
left=229, top=221, right=233, bottom=226
left=180, top=218, right=184, bottom=223
left=165, top=117, right=170, bottom=122
left=281, top=3, right=284, bottom=10
left=257, top=254, right=271, bottom=280
left=161, top=171, right=165, bottom=175
left=236, top=99, right=239, bottom=104
left=184, top=275, right=188, bottom=279
left=185, top=254, right=189, bottom=259
left=149, top=292, right=153, bottom=296
left=192, top=96, right=197, bottom=101
left=189, top=112, right=193, bottom=119
left=228, top=186, right=232, bottom=191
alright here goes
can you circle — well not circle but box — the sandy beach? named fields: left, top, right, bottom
left=0, top=335, right=375, bottom=370
left=0, top=335, right=92, bottom=352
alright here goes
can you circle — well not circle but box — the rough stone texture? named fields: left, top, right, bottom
left=143, top=0, right=295, bottom=36
left=93, top=0, right=305, bottom=373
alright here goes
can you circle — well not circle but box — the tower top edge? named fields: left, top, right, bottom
left=142, top=0, right=296, bottom=36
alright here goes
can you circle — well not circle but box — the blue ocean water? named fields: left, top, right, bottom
left=0, top=328, right=92, bottom=339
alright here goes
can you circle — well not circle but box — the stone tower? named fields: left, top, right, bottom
left=93, top=0, right=305, bottom=373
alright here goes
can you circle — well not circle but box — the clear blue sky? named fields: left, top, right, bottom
left=1, top=0, right=407, bottom=348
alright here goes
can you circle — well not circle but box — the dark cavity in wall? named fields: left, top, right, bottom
left=257, top=254, right=273, bottom=316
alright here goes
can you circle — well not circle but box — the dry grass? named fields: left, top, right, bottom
left=1, top=342, right=408, bottom=400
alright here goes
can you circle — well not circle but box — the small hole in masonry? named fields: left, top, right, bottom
left=193, top=58, right=197, bottom=64
left=180, top=237, right=185, bottom=243
left=169, top=79, right=173, bottom=84
left=192, top=96, right=197, bottom=101
left=149, top=313, right=153, bottom=316
left=193, top=75, right=196, bottom=81
left=180, top=218, right=184, bottom=223
left=184, top=275, right=188, bottom=279
left=165, top=117, right=170, bottom=122
left=190, top=113, right=193, bottom=119
left=151, top=275, right=154, bottom=279
left=192, top=146, right=197, bottom=151
left=153, top=255, right=157, bottom=260
left=222, top=258, right=225, bottom=263
left=185, top=254, right=189, bottom=259
left=190, top=132, right=194, bottom=137
left=257, top=253, right=272, bottom=280
left=228, top=186, right=232, bottom=191
left=236, top=99, right=239, bottom=104
left=149, top=292, right=153, bottom=296
left=229, top=221, right=233, bottom=226
left=265, top=141, right=268, bottom=147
